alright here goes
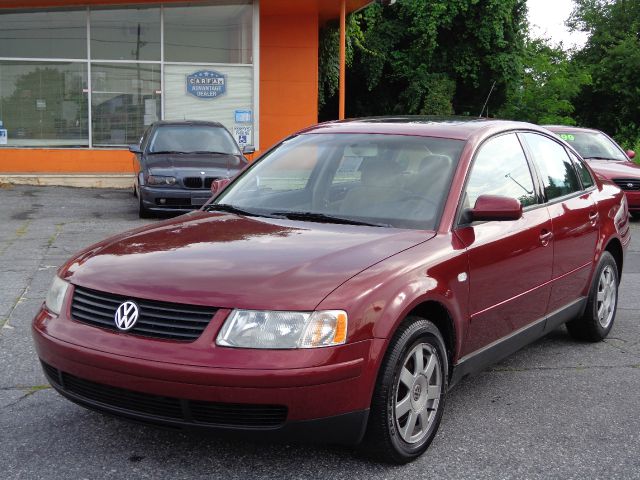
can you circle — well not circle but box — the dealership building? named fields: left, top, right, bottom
left=0, top=0, right=371, bottom=184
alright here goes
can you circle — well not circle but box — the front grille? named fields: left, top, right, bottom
left=612, top=178, right=640, bottom=191
left=183, top=177, right=204, bottom=189
left=71, top=286, right=218, bottom=341
left=41, top=362, right=288, bottom=429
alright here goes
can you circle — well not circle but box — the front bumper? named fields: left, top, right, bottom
left=32, top=306, right=381, bottom=444
left=139, top=185, right=212, bottom=212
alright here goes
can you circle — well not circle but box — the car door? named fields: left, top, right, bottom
left=454, top=133, right=554, bottom=357
left=520, top=133, right=599, bottom=316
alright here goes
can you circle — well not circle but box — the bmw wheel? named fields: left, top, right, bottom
left=361, top=317, right=448, bottom=464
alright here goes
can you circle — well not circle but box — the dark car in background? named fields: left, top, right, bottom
left=545, top=126, right=640, bottom=218
left=130, top=121, right=249, bottom=218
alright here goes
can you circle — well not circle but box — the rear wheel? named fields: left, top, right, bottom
left=566, top=251, right=618, bottom=341
left=360, top=317, right=448, bottom=464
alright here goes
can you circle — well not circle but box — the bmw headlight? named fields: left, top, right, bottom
left=147, top=175, right=176, bottom=186
left=45, top=276, right=69, bottom=315
left=216, top=310, right=348, bottom=349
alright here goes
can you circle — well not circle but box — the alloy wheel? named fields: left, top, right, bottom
left=394, top=342, right=442, bottom=444
left=596, top=265, right=617, bottom=329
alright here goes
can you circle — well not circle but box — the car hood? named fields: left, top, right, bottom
left=145, top=154, right=245, bottom=176
left=586, top=159, right=640, bottom=179
left=63, top=212, right=433, bottom=310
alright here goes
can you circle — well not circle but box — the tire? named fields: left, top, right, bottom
left=360, top=317, right=448, bottom=464
left=566, top=251, right=619, bottom=342
left=138, top=194, right=152, bottom=219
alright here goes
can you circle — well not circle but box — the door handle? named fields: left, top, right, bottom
left=589, top=211, right=599, bottom=225
left=539, top=230, right=553, bottom=246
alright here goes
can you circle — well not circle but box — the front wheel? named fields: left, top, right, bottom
left=566, top=251, right=619, bottom=341
left=360, top=317, right=448, bottom=464
left=138, top=194, right=152, bottom=219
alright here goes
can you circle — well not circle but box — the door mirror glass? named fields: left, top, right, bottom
left=470, top=195, right=522, bottom=222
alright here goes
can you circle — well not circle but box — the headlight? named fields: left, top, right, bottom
left=216, top=310, right=348, bottom=349
left=147, top=175, right=176, bottom=186
left=45, top=276, right=69, bottom=315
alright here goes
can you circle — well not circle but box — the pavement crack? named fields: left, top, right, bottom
left=0, top=222, right=64, bottom=336
left=3, top=385, right=51, bottom=409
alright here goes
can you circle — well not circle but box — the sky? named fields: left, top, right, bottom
left=527, top=0, right=589, bottom=49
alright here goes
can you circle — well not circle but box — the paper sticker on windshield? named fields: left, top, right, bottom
left=559, top=133, right=575, bottom=141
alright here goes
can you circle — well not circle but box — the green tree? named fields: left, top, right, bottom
left=319, top=0, right=528, bottom=119
left=569, top=0, right=640, bottom=147
left=498, top=39, right=591, bottom=125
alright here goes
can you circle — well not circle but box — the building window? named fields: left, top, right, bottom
left=164, top=3, right=253, bottom=64
left=91, top=63, right=161, bottom=146
left=0, top=2, right=256, bottom=150
left=0, top=61, right=88, bottom=147
left=0, top=9, right=86, bottom=59
left=90, top=7, right=161, bottom=62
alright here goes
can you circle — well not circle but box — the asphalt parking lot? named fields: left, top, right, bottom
left=1, top=184, right=639, bottom=479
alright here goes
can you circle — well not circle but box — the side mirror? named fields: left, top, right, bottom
left=626, top=150, right=636, bottom=160
left=129, top=144, right=142, bottom=154
left=210, top=177, right=232, bottom=195
left=242, top=145, right=256, bottom=155
left=470, top=195, right=522, bottom=222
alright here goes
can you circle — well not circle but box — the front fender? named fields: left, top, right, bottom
left=316, top=233, right=469, bottom=362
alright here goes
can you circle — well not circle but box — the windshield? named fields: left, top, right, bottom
left=210, top=133, right=464, bottom=230
left=556, top=131, right=627, bottom=161
left=149, top=125, right=240, bottom=155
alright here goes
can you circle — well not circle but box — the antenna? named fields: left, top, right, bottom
left=478, top=81, right=496, bottom=118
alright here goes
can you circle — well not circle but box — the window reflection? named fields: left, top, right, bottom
left=91, top=63, right=160, bottom=146
left=164, top=3, right=253, bottom=63
left=0, top=61, right=88, bottom=147
left=466, top=134, right=536, bottom=208
left=90, top=7, right=161, bottom=61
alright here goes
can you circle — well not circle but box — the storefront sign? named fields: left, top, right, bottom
left=186, top=70, right=226, bottom=99
left=235, top=110, right=252, bottom=123
left=233, top=126, right=253, bottom=147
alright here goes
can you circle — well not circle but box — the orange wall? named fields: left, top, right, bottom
left=259, top=11, right=319, bottom=153
left=0, top=149, right=134, bottom=173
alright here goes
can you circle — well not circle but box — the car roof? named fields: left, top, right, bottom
left=152, top=120, right=226, bottom=129
left=298, top=116, right=546, bottom=141
left=543, top=125, right=603, bottom=135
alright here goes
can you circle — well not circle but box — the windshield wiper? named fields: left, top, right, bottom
left=582, top=156, right=622, bottom=161
left=207, top=203, right=275, bottom=218
left=149, top=150, right=188, bottom=155
left=186, top=150, right=233, bottom=155
left=270, top=211, right=390, bottom=227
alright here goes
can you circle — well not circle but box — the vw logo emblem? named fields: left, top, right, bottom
left=627, top=183, right=634, bottom=189
left=413, top=384, right=422, bottom=401
left=114, top=301, right=139, bottom=331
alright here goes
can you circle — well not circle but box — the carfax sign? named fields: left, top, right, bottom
left=186, top=70, right=226, bottom=99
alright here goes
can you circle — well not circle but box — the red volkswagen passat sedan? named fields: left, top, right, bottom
left=33, top=118, right=630, bottom=463
left=545, top=125, right=640, bottom=218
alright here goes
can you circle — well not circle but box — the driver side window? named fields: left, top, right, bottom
left=465, top=133, right=537, bottom=210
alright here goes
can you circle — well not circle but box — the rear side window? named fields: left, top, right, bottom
left=464, top=133, right=536, bottom=209
left=569, top=151, right=595, bottom=189
left=522, top=133, right=581, bottom=201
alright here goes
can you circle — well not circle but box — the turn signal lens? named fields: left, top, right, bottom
left=300, top=310, right=348, bottom=348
